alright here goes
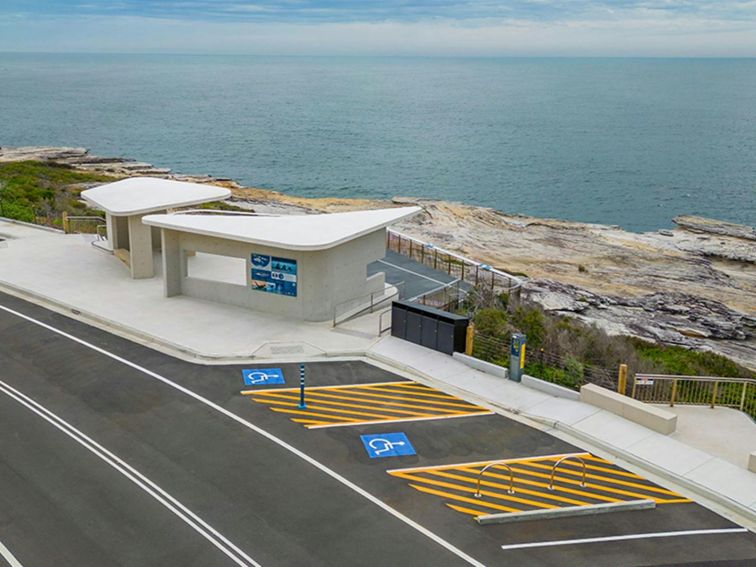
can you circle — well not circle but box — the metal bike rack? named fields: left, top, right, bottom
left=474, top=462, right=515, bottom=498
left=548, top=455, right=586, bottom=490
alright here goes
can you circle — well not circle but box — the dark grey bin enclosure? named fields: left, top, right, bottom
left=391, top=300, right=469, bottom=355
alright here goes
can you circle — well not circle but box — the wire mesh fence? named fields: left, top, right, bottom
left=387, top=230, right=523, bottom=296
left=470, top=331, right=618, bottom=392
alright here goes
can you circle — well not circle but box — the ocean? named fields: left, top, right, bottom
left=1, top=53, right=754, bottom=232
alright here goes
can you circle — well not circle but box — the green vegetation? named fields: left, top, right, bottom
left=0, top=161, right=246, bottom=226
left=0, top=161, right=115, bottom=225
left=464, top=290, right=753, bottom=392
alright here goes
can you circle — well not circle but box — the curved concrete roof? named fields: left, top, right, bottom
left=81, top=177, right=231, bottom=215
left=142, top=207, right=422, bottom=251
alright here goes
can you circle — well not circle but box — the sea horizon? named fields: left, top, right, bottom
left=2, top=53, right=755, bottom=232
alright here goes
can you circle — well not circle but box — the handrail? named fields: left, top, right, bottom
left=631, top=373, right=755, bottom=417
left=388, top=228, right=525, bottom=287
left=332, top=282, right=404, bottom=327
left=378, top=308, right=392, bottom=335
left=66, top=215, right=106, bottom=222
left=548, top=456, right=586, bottom=490
left=474, top=462, right=515, bottom=498
left=635, top=374, right=755, bottom=385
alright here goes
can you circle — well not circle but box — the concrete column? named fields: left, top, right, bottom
left=105, top=213, right=115, bottom=249
left=161, top=229, right=182, bottom=297
left=128, top=214, right=154, bottom=279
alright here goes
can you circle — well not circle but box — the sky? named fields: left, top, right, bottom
left=1, top=1, right=755, bottom=56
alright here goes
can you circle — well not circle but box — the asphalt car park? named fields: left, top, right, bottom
left=1, top=292, right=755, bottom=566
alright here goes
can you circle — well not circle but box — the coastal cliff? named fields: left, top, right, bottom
left=2, top=145, right=753, bottom=369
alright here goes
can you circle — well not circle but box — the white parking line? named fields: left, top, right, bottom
left=0, top=303, right=485, bottom=567
left=377, top=259, right=450, bottom=286
left=0, top=539, right=23, bottom=567
left=0, top=380, right=260, bottom=567
left=500, top=528, right=749, bottom=551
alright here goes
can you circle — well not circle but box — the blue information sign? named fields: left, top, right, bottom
left=251, top=254, right=297, bottom=297
left=242, top=368, right=285, bottom=386
left=361, top=433, right=416, bottom=459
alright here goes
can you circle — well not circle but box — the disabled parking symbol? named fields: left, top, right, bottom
left=242, top=368, right=285, bottom=386
left=361, top=432, right=416, bottom=458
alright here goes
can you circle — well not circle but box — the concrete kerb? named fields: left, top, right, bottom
left=522, top=412, right=756, bottom=531
left=0, top=281, right=372, bottom=365
left=475, top=499, right=656, bottom=526
left=0, top=216, right=65, bottom=234
left=364, top=350, right=756, bottom=532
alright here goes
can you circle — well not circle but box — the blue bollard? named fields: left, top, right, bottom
left=298, top=364, right=306, bottom=409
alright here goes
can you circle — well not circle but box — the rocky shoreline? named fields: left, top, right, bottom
left=2, top=145, right=754, bottom=370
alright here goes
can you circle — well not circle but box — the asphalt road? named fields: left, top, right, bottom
left=1, top=291, right=755, bottom=566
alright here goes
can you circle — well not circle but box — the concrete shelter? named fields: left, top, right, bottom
left=143, top=207, right=421, bottom=322
left=81, top=177, right=231, bottom=279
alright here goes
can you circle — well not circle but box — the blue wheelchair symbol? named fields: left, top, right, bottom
left=361, top=433, right=416, bottom=458
left=242, top=368, right=285, bottom=386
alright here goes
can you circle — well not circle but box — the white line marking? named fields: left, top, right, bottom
left=0, top=381, right=260, bottom=567
left=0, top=540, right=23, bottom=567
left=241, top=380, right=415, bottom=395
left=500, top=528, right=749, bottom=551
left=377, top=259, right=450, bottom=286
left=386, top=452, right=591, bottom=474
left=0, top=303, right=485, bottom=567
left=305, top=411, right=495, bottom=429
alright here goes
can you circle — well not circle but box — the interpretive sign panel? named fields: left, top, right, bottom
left=251, top=254, right=297, bottom=297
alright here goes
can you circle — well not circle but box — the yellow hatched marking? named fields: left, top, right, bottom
left=241, top=380, right=415, bottom=394
left=519, top=460, right=681, bottom=497
left=428, top=470, right=592, bottom=507
left=445, top=503, right=489, bottom=517
left=503, top=465, right=683, bottom=503
left=387, top=452, right=590, bottom=474
left=455, top=466, right=621, bottom=504
left=581, top=454, right=614, bottom=465
left=267, top=407, right=361, bottom=423
left=359, top=385, right=468, bottom=401
left=393, top=472, right=558, bottom=510
left=251, top=390, right=467, bottom=416
left=553, top=461, right=646, bottom=480
left=251, top=398, right=439, bottom=420
left=409, top=484, right=521, bottom=513
left=290, top=418, right=331, bottom=426
left=306, top=387, right=484, bottom=410
left=300, top=389, right=480, bottom=412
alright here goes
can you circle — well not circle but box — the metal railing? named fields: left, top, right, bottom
left=63, top=215, right=106, bottom=235
left=548, top=455, right=586, bottom=491
left=378, top=308, right=392, bottom=335
left=631, top=374, right=756, bottom=419
left=332, top=281, right=404, bottom=327
left=387, top=229, right=524, bottom=294
left=474, top=462, right=515, bottom=498
left=411, top=278, right=466, bottom=312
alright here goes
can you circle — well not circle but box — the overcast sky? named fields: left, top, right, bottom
left=1, top=1, right=755, bottom=56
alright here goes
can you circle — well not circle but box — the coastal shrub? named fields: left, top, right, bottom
left=467, top=297, right=752, bottom=391
left=0, top=161, right=113, bottom=225
left=472, top=308, right=509, bottom=340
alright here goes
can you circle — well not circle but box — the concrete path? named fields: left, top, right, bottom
left=665, top=405, right=756, bottom=469
left=0, top=220, right=380, bottom=360
left=368, top=336, right=756, bottom=528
